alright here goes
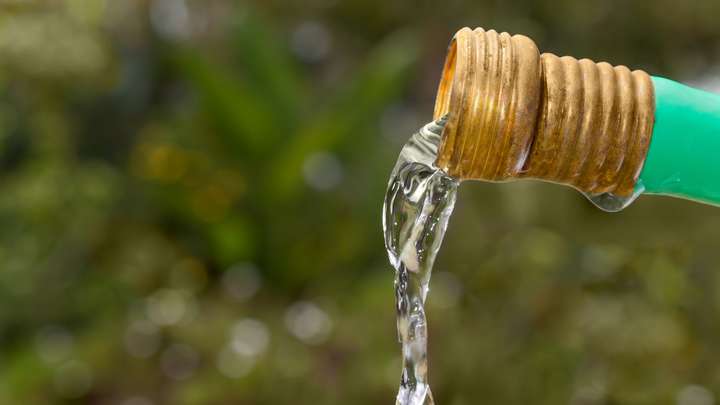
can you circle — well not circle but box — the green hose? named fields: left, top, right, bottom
left=638, top=77, right=720, bottom=205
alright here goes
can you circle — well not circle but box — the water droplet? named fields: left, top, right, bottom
left=284, top=301, right=333, bottom=345
left=231, top=319, right=269, bottom=357
left=302, top=151, right=344, bottom=191
left=146, top=289, right=192, bottom=326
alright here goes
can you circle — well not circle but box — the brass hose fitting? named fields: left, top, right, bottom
left=433, top=27, right=656, bottom=197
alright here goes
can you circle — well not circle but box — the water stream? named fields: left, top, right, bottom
left=382, top=117, right=458, bottom=405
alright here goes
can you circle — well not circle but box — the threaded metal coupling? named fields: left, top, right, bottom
left=433, top=27, right=656, bottom=197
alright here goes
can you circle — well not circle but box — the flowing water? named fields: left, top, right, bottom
left=382, top=117, right=458, bottom=405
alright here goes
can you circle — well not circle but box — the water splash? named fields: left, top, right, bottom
left=383, top=118, right=458, bottom=405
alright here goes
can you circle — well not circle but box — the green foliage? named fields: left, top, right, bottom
left=0, top=1, right=720, bottom=404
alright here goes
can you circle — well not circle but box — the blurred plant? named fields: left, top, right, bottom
left=0, top=1, right=419, bottom=404
left=1, top=1, right=720, bottom=405
left=158, top=13, right=419, bottom=285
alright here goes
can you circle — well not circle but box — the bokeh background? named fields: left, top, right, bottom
left=2, top=0, right=720, bottom=404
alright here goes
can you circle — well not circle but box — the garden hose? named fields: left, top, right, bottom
left=434, top=27, right=720, bottom=208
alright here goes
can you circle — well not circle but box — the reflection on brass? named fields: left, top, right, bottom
left=433, top=27, right=656, bottom=197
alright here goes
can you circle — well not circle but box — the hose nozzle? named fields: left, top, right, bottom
left=433, top=27, right=655, bottom=197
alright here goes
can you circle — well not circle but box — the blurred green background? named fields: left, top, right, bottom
left=1, top=0, right=720, bottom=404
